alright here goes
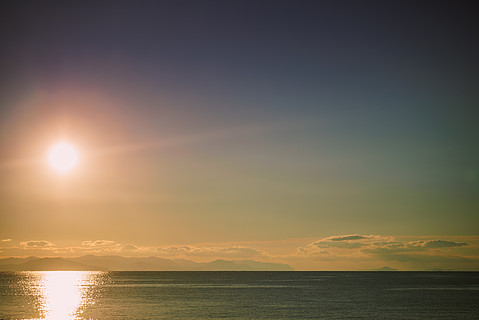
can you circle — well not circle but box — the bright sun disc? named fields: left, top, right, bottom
left=47, top=142, right=79, bottom=173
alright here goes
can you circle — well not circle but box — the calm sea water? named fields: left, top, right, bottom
left=0, top=271, right=478, bottom=319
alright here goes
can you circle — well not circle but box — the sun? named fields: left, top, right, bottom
left=47, top=142, right=79, bottom=173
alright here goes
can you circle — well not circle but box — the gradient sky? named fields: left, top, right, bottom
left=1, top=0, right=478, bottom=270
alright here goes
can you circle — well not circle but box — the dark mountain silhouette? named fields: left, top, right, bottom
left=0, top=256, right=293, bottom=271
left=0, top=257, right=106, bottom=271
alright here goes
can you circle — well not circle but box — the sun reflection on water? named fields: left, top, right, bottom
left=27, top=271, right=106, bottom=320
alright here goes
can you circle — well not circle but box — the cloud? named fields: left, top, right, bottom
left=121, top=244, right=138, bottom=251
left=20, top=240, right=54, bottom=248
left=362, top=246, right=420, bottom=255
left=0, top=239, right=12, bottom=247
left=306, top=234, right=384, bottom=250
left=307, top=235, right=470, bottom=255
left=359, top=238, right=476, bottom=270
left=82, top=240, right=118, bottom=247
left=313, top=241, right=366, bottom=249
left=409, top=240, right=468, bottom=249
left=296, top=234, right=478, bottom=270
left=2, top=235, right=476, bottom=271
left=158, top=245, right=263, bottom=259
left=361, top=240, right=421, bottom=255
left=328, top=235, right=371, bottom=241
left=364, top=240, right=469, bottom=255
left=371, top=241, right=404, bottom=248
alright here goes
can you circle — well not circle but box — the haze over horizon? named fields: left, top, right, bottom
left=1, top=1, right=478, bottom=271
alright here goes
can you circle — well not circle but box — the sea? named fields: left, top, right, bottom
left=0, top=271, right=478, bottom=319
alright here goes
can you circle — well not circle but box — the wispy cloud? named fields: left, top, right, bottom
left=409, top=240, right=468, bottom=249
left=121, top=244, right=138, bottom=252
left=20, top=240, right=54, bottom=248
left=157, top=245, right=263, bottom=259
left=82, top=240, right=118, bottom=247
left=305, top=234, right=388, bottom=250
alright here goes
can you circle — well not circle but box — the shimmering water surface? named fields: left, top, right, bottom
left=1, top=271, right=478, bottom=319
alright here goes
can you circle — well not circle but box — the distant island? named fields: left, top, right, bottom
left=367, top=266, right=398, bottom=271
left=0, top=255, right=294, bottom=271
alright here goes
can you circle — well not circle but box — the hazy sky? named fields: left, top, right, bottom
left=1, top=0, right=478, bottom=270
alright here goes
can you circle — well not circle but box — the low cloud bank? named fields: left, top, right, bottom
left=157, top=245, right=263, bottom=259
left=298, top=234, right=478, bottom=270
left=2, top=235, right=478, bottom=270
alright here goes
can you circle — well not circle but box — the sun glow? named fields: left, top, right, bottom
left=47, top=142, right=79, bottom=173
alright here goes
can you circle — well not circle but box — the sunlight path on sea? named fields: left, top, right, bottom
left=26, top=271, right=105, bottom=320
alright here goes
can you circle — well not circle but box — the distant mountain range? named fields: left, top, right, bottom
left=0, top=255, right=294, bottom=271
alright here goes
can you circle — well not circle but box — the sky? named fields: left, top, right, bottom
left=1, top=0, right=478, bottom=270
